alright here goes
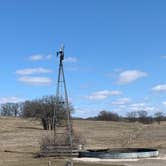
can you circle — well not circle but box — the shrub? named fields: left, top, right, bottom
left=40, top=130, right=86, bottom=149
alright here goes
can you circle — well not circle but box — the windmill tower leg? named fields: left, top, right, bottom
left=53, top=45, right=73, bottom=155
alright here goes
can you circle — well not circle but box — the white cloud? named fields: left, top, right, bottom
left=74, top=107, right=99, bottom=118
left=111, top=98, right=131, bottom=105
left=64, top=57, right=78, bottom=63
left=128, top=102, right=157, bottom=112
left=152, top=84, right=166, bottom=92
left=161, top=55, right=166, bottom=59
left=0, top=97, right=24, bottom=104
left=18, top=76, right=52, bottom=86
left=16, top=67, right=52, bottom=75
left=118, top=70, right=148, bottom=84
left=129, top=103, right=146, bottom=111
left=162, top=101, right=166, bottom=106
left=29, top=54, right=53, bottom=61
left=87, top=90, right=122, bottom=100
left=29, top=55, right=43, bottom=61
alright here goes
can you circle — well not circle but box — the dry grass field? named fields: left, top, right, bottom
left=0, top=116, right=166, bottom=166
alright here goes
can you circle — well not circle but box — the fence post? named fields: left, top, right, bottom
left=65, top=160, right=73, bottom=166
left=48, top=160, right=52, bottom=166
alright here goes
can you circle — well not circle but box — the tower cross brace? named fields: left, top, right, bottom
left=53, top=45, right=73, bottom=149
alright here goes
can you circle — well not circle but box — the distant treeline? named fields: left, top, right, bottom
left=85, top=110, right=166, bottom=124
left=0, top=95, right=74, bottom=130
left=0, top=95, right=165, bottom=128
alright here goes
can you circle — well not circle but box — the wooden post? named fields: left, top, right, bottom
left=48, top=160, right=52, bottom=166
left=65, top=160, right=73, bottom=166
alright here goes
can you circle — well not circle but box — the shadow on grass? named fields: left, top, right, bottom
left=17, top=126, right=43, bottom=130
left=4, top=150, right=36, bottom=155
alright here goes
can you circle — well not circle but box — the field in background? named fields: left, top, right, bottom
left=0, top=116, right=166, bottom=165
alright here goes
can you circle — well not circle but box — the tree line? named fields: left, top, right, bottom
left=1, top=96, right=165, bottom=128
left=0, top=95, right=74, bottom=130
left=86, top=110, right=166, bottom=124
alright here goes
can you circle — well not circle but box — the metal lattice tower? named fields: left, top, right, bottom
left=53, top=45, right=73, bottom=149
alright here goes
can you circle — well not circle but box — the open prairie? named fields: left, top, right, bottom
left=0, top=116, right=166, bottom=165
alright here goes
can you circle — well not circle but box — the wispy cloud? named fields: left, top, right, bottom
left=18, top=76, right=52, bottom=86
left=29, top=55, right=44, bottom=61
left=115, top=101, right=158, bottom=113
left=74, top=106, right=99, bottom=118
left=46, top=54, right=52, bottom=60
left=110, top=98, right=161, bottom=115
left=117, top=70, right=148, bottom=84
left=87, top=90, right=122, bottom=100
left=64, top=57, right=78, bottom=63
left=29, top=54, right=78, bottom=63
left=0, top=97, right=24, bottom=104
left=152, top=84, right=166, bottom=92
left=128, top=102, right=157, bottom=112
left=29, top=54, right=53, bottom=61
left=111, top=98, right=131, bottom=105
left=162, top=101, right=166, bottom=106
left=161, top=55, right=166, bottom=59
left=16, top=67, right=52, bottom=75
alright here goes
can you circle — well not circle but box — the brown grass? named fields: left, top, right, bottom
left=74, top=120, right=166, bottom=149
left=0, top=116, right=166, bottom=165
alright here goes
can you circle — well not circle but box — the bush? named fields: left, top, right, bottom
left=40, top=130, right=86, bottom=149
left=96, top=110, right=120, bottom=121
left=22, top=95, right=74, bottom=130
left=126, top=111, right=137, bottom=122
left=154, top=112, right=165, bottom=124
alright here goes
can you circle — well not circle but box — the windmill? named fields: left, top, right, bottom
left=53, top=44, right=73, bottom=150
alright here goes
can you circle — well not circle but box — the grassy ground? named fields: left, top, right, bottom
left=0, top=117, right=166, bottom=166
left=74, top=120, right=166, bottom=149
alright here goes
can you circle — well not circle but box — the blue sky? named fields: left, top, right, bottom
left=0, top=0, right=166, bottom=117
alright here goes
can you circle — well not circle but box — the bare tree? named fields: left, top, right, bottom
left=11, top=103, right=20, bottom=117
left=126, top=111, right=137, bottom=122
left=137, top=110, right=153, bottom=124
left=154, top=111, right=164, bottom=124
left=0, top=103, right=20, bottom=117
left=1, top=103, right=13, bottom=116
left=22, top=95, right=74, bottom=130
left=97, top=110, right=119, bottom=121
